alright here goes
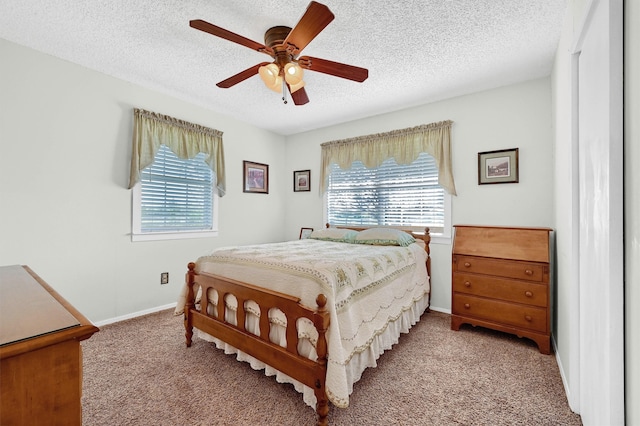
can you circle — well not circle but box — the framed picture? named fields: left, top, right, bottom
left=299, top=227, right=313, bottom=239
left=243, top=161, right=269, bottom=194
left=478, top=148, right=519, bottom=185
left=293, top=170, right=311, bottom=192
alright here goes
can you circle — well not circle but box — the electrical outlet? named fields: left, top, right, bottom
left=160, top=272, right=169, bottom=285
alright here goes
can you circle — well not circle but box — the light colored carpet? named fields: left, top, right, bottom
left=81, top=309, right=582, bottom=425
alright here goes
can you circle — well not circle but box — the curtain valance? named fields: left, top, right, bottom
left=320, top=120, right=456, bottom=195
left=128, top=108, right=226, bottom=197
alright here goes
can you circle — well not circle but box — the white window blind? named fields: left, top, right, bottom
left=139, top=144, right=213, bottom=233
left=327, top=152, right=445, bottom=231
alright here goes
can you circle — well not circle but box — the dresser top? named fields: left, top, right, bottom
left=0, top=265, right=80, bottom=346
left=453, top=224, right=553, bottom=232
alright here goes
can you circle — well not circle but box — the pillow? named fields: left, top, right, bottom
left=354, top=228, right=416, bottom=247
left=309, top=228, right=359, bottom=243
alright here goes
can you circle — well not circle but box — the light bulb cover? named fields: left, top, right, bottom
left=259, top=63, right=280, bottom=86
left=265, top=75, right=283, bottom=93
left=284, top=63, right=304, bottom=85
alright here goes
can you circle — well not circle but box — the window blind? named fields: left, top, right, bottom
left=327, top=152, right=444, bottom=230
left=140, top=144, right=213, bottom=232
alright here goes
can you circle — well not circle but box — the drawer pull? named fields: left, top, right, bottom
left=464, top=303, right=470, bottom=309
left=525, top=315, right=532, bottom=322
left=525, top=269, right=534, bottom=276
left=464, top=262, right=471, bottom=268
left=464, top=281, right=471, bottom=287
left=525, top=291, right=533, bottom=298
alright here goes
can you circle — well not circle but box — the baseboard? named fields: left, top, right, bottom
left=428, top=305, right=451, bottom=315
left=553, top=333, right=579, bottom=414
left=94, top=302, right=177, bottom=327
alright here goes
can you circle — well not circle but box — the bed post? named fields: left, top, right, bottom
left=184, top=262, right=196, bottom=347
left=313, top=294, right=330, bottom=426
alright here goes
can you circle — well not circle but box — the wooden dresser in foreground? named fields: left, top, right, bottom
left=0, top=265, right=99, bottom=425
left=450, top=225, right=552, bottom=354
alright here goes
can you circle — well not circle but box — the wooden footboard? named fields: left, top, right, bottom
left=183, top=262, right=331, bottom=426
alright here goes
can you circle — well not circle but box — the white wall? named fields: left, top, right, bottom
left=551, top=2, right=583, bottom=411
left=285, top=78, right=554, bottom=312
left=0, top=39, right=287, bottom=323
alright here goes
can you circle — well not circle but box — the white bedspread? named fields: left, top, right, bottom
left=176, top=238, right=430, bottom=408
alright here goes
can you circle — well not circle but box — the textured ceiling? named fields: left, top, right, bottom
left=0, top=0, right=567, bottom=136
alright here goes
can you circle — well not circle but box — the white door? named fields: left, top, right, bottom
left=576, top=0, right=624, bottom=424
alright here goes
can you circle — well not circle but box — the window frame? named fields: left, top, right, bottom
left=323, top=193, right=451, bottom=244
left=323, top=154, right=452, bottom=244
left=131, top=146, right=219, bottom=242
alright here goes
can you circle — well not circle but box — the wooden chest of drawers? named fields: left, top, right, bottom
left=450, top=225, right=552, bottom=354
left=0, top=265, right=99, bottom=425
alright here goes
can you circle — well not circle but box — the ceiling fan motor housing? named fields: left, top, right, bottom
left=264, top=26, right=292, bottom=48
left=265, top=26, right=296, bottom=71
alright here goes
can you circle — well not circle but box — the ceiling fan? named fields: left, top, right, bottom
left=190, top=1, right=369, bottom=105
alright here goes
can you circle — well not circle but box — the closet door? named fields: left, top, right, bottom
left=576, top=0, right=624, bottom=424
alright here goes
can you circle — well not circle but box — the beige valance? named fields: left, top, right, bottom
left=128, top=108, right=226, bottom=196
left=320, top=120, right=456, bottom=195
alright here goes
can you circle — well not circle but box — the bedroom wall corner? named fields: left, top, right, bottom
left=550, top=0, right=580, bottom=413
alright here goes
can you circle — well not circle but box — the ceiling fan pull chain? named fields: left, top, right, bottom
left=282, top=78, right=288, bottom=104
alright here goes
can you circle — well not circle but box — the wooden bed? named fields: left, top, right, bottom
left=182, top=225, right=431, bottom=425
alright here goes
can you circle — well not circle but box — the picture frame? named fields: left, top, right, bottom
left=243, top=161, right=269, bottom=194
left=299, top=227, right=314, bottom=239
left=478, top=148, right=519, bottom=185
left=293, top=170, right=311, bottom=192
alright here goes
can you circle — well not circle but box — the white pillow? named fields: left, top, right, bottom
left=354, top=228, right=416, bottom=247
left=309, top=228, right=359, bottom=242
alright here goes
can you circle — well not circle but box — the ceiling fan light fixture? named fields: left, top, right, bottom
left=259, top=63, right=280, bottom=86
left=284, top=63, right=304, bottom=85
left=265, top=75, right=283, bottom=93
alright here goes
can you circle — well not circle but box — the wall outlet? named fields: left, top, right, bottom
left=160, top=272, right=169, bottom=285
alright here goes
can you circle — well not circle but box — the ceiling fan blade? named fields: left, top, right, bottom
left=283, top=1, right=334, bottom=56
left=190, top=19, right=273, bottom=55
left=216, top=62, right=271, bottom=88
left=298, top=56, right=368, bottom=82
left=287, top=85, right=310, bottom=105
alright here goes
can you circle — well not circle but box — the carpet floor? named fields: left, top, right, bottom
left=81, top=309, right=582, bottom=425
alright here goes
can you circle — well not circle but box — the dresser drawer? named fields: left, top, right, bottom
left=454, top=255, right=545, bottom=282
left=452, top=294, right=547, bottom=333
left=452, top=273, right=547, bottom=307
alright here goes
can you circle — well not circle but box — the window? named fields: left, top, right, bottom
left=326, top=152, right=450, bottom=235
left=132, top=144, right=218, bottom=241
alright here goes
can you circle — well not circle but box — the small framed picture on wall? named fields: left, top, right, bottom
left=478, top=148, right=519, bottom=185
left=293, top=170, right=311, bottom=192
left=243, top=161, right=269, bottom=194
